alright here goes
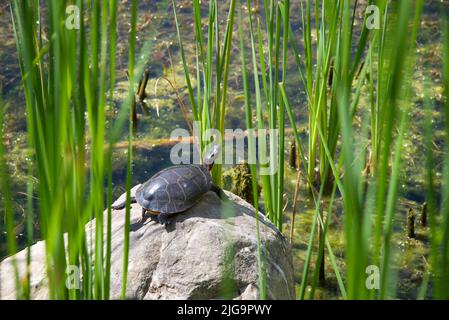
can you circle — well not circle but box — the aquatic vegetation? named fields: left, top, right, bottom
left=223, top=163, right=258, bottom=205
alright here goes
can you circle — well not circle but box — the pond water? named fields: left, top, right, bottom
left=0, top=0, right=447, bottom=299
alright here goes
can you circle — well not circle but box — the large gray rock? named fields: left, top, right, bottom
left=0, top=190, right=295, bottom=300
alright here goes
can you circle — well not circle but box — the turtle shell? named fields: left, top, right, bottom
left=135, top=164, right=212, bottom=214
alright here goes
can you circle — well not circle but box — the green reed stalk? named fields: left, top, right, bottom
left=371, top=0, right=390, bottom=263
left=246, top=0, right=273, bottom=224
left=121, top=0, right=137, bottom=300
left=0, top=98, right=20, bottom=298
left=275, top=0, right=289, bottom=231
left=238, top=4, right=267, bottom=300
left=173, top=1, right=198, bottom=122
left=424, top=8, right=449, bottom=299
left=438, top=9, right=449, bottom=299
left=104, top=0, right=117, bottom=300
left=422, top=81, right=438, bottom=300
left=92, top=0, right=108, bottom=299
left=334, top=0, right=367, bottom=299
left=378, top=0, right=424, bottom=299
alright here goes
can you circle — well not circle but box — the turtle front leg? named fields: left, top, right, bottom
left=140, top=208, right=147, bottom=224
left=157, top=212, right=170, bottom=226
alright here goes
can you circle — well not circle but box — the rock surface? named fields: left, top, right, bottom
left=0, top=190, right=295, bottom=300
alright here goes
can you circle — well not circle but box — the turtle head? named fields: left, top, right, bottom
left=203, top=143, right=221, bottom=171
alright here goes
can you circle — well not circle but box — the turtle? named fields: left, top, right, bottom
left=111, top=144, right=226, bottom=225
